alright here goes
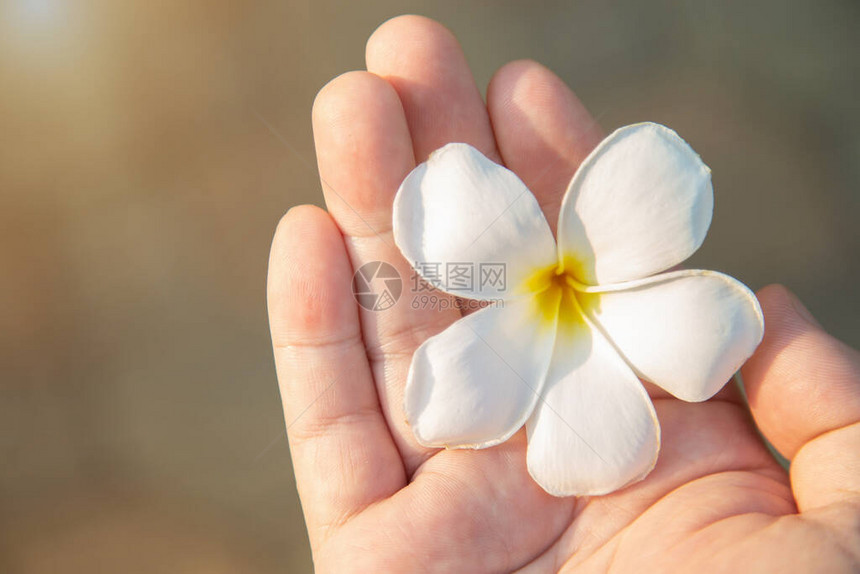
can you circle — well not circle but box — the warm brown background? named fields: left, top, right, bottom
left=1, top=1, right=857, bottom=572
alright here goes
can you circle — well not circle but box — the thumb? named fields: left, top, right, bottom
left=741, top=284, right=860, bottom=512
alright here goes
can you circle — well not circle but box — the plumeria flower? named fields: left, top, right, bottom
left=392, top=122, right=764, bottom=497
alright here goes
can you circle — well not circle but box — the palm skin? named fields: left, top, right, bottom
left=268, top=16, right=860, bottom=573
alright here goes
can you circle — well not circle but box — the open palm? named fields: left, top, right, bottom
left=268, top=16, right=860, bottom=573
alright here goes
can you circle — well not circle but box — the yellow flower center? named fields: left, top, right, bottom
left=526, top=263, right=590, bottom=335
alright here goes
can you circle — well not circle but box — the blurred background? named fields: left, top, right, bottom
left=0, top=0, right=857, bottom=571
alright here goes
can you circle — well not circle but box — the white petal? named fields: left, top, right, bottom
left=405, top=296, right=557, bottom=448
left=557, top=123, right=713, bottom=285
left=579, top=269, right=764, bottom=402
left=394, top=143, right=557, bottom=300
left=526, top=320, right=660, bottom=496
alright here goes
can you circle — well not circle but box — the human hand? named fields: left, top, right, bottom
left=267, top=15, right=860, bottom=573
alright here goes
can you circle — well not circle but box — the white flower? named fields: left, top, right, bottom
left=393, top=122, right=764, bottom=497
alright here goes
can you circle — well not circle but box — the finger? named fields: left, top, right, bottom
left=366, top=14, right=499, bottom=162
left=361, top=15, right=502, bottom=471
left=487, top=59, right=604, bottom=232
left=312, top=71, right=453, bottom=472
left=741, top=284, right=860, bottom=510
left=741, top=284, right=860, bottom=457
left=792, top=421, right=860, bottom=512
left=267, top=206, right=405, bottom=541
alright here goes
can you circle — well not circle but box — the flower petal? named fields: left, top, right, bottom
left=405, top=296, right=557, bottom=448
left=578, top=269, right=764, bottom=402
left=394, top=143, right=557, bottom=299
left=557, top=122, right=713, bottom=285
left=526, top=319, right=660, bottom=496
